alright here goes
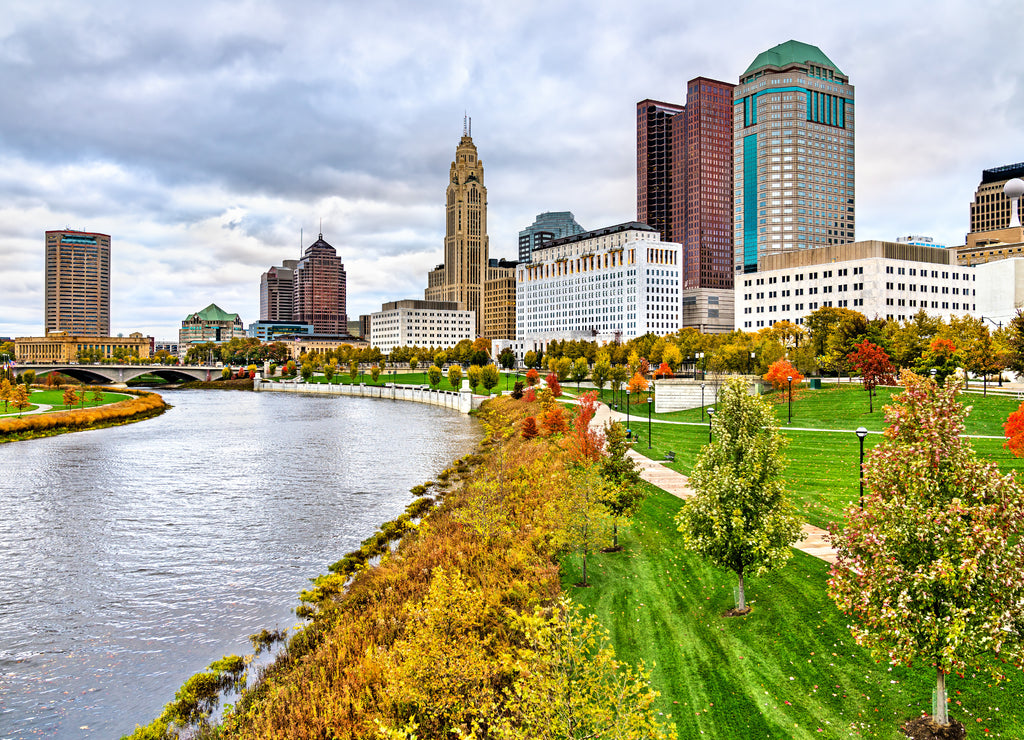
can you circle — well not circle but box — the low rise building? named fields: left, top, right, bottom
left=483, top=258, right=518, bottom=340
left=516, top=221, right=680, bottom=346
left=275, top=334, right=369, bottom=361
left=971, top=258, right=1024, bottom=326
left=369, top=300, right=474, bottom=355
left=735, top=240, right=976, bottom=329
left=248, top=320, right=315, bottom=342
left=179, top=304, right=246, bottom=351
left=15, top=331, right=152, bottom=362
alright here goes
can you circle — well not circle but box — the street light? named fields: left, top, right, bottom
left=707, top=407, right=715, bottom=443
left=855, top=426, right=868, bottom=509
left=787, top=375, right=793, bottom=424
left=930, top=368, right=937, bottom=382
left=626, top=389, right=631, bottom=438
left=696, top=351, right=704, bottom=380
left=647, top=395, right=653, bottom=450
left=749, top=351, right=756, bottom=375
left=701, top=383, right=706, bottom=420
left=981, top=316, right=1004, bottom=386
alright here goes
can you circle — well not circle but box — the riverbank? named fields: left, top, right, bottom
left=0, top=389, right=167, bottom=444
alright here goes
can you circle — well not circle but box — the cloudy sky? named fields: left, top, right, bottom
left=1, top=0, right=1020, bottom=339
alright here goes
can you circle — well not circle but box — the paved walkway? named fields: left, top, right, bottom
left=590, top=401, right=838, bottom=564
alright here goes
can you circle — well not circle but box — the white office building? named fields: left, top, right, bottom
left=516, top=222, right=682, bottom=346
left=735, top=240, right=976, bottom=329
left=369, top=299, right=474, bottom=355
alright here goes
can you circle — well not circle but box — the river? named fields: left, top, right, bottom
left=0, top=390, right=480, bottom=738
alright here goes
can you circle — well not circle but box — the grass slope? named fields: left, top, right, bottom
left=563, top=486, right=1024, bottom=739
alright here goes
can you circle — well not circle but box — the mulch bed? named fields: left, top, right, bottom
left=901, top=716, right=966, bottom=740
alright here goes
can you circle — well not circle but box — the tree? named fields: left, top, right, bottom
left=480, top=364, right=500, bottom=393
left=21, top=370, right=35, bottom=387
left=762, top=358, right=803, bottom=391
left=91, top=388, right=104, bottom=404
left=662, top=343, right=683, bottom=372
left=915, top=337, right=958, bottom=384
left=10, top=383, right=30, bottom=415
left=964, top=326, right=1002, bottom=396
left=847, top=339, right=896, bottom=413
left=427, top=365, right=443, bottom=388
left=1004, top=402, right=1024, bottom=457
left=598, top=422, right=645, bottom=550
left=409, top=356, right=419, bottom=373
left=608, top=364, right=628, bottom=407
left=590, top=357, right=610, bottom=392
left=62, top=387, right=78, bottom=409
left=521, top=416, right=539, bottom=439
left=467, top=364, right=482, bottom=391
left=675, top=377, right=803, bottom=613
left=371, top=365, right=381, bottom=383
left=562, top=463, right=611, bottom=587
left=828, top=372, right=1024, bottom=729
left=652, top=362, right=673, bottom=379
left=525, top=368, right=540, bottom=387
left=625, top=371, right=648, bottom=397
left=523, top=350, right=538, bottom=369
left=545, top=373, right=562, bottom=397
left=300, top=363, right=313, bottom=381
left=448, top=364, right=463, bottom=390
left=323, top=364, right=335, bottom=383
left=555, top=356, right=572, bottom=382
left=805, top=306, right=868, bottom=357
left=0, top=378, right=12, bottom=413
left=498, top=347, right=516, bottom=370
left=348, top=360, right=359, bottom=382
left=569, top=357, right=589, bottom=391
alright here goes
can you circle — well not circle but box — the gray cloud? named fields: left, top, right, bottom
left=0, top=0, right=1021, bottom=339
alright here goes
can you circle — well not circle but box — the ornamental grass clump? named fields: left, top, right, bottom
left=829, top=370, right=1024, bottom=731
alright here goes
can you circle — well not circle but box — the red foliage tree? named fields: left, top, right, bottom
left=1004, top=402, right=1024, bottom=456
left=522, top=387, right=536, bottom=403
left=540, top=405, right=569, bottom=435
left=545, top=373, right=562, bottom=397
left=763, top=358, right=804, bottom=391
left=847, top=340, right=896, bottom=413
left=566, top=391, right=604, bottom=464
left=653, top=362, right=674, bottom=379
left=525, top=368, right=540, bottom=387
left=521, top=416, right=539, bottom=440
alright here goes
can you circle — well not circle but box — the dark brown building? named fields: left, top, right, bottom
left=294, top=233, right=347, bottom=334
left=44, top=229, right=111, bottom=337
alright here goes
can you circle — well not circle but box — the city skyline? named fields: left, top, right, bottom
left=0, top=1, right=1020, bottom=338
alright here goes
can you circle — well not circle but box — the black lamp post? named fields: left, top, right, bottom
left=647, top=395, right=653, bottom=450
left=626, top=389, right=631, bottom=437
left=749, top=351, right=756, bottom=375
left=707, top=407, right=715, bottom=443
left=787, top=375, right=793, bottom=424
left=856, top=426, right=868, bottom=509
left=696, top=351, right=704, bottom=380
left=701, top=383, right=706, bottom=420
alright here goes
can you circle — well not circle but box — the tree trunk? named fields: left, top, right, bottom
left=581, top=548, right=588, bottom=586
left=613, top=520, right=619, bottom=549
left=869, top=386, right=873, bottom=413
left=737, top=570, right=746, bottom=610
left=934, top=667, right=949, bottom=726
left=984, top=375, right=987, bottom=397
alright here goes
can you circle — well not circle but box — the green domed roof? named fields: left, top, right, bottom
left=744, top=40, right=843, bottom=76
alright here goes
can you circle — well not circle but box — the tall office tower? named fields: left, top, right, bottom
left=517, top=211, right=585, bottom=263
left=294, top=233, right=347, bottom=334
left=425, top=119, right=490, bottom=336
left=967, top=163, right=1024, bottom=247
left=44, top=229, right=111, bottom=337
left=259, top=259, right=298, bottom=321
left=637, top=77, right=735, bottom=332
left=733, top=40, right=855, bottom=275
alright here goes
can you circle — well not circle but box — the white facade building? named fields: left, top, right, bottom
left=735, top=240, right=976, bottom=329
left=516, top=222, right=681, bottom=346
left=369, top=300, right=474, bottom=355
left=972, top=258, right=1024, bottom=326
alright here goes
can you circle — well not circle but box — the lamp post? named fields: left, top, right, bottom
left=981, top=316, right=1004, bottom=387
left=626, top=389, right=631, bottom=438
left=707, top=407, right=715, bottom=443
left=647, top=395, right=653, bottom=450
left=696, top=351, right=704, bottom=380
left=749, top=351, right=756, bottom=375
left=787, top=375, right=793, bottom=424
left=856, top=426, right=868, bottom=509
left=701, top=383, right=706, bottom=420
left=930, top=367, right=937, bottom=382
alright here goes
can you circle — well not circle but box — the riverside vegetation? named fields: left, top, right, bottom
left=0, top=388, right=167, bottom=443
left=125, top=393, right=676, bottom=739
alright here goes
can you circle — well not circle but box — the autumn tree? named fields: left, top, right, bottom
left=662, top=343, right=683, bottom=372
left=427, top=365, right=443, bottom=388
left=1004, top=402, right=1024, bottom=457
left=467, top=364, right=482, bottom=391
left=590, top=356, right=610, bottom=392
left=554, top=356, right=572, bottom=382
left=915, top=337, right=958, bottom=384
left=521, top=416, right=539, bottom=439
left=569, top=357, right=589, bottom=391
left=523, top=350, right=538, bottom=369
left=323, top=364, right=335, bottom=383
left=963, top=326, right=1002, bottom=396
left=545, top=373, right=562, bottom=397
left=91, top=388, right=104, bottom=404
left=480, top=364, right=500, bottom=393
left=829, top=372, right=1024, bottom=730
left=608, top=364, right=628, bottom=407
left=762, top=358, right=803, bottom=391
left=371, top=365, right=381, bottom=383
left=525, top=367, right=540, bottom=387
left=652, top=361, right=673, bottom=379
left=598, top=422, right=645, bottom=550
left=10, top=383, right=30, bottom=414
left=625, top=371, right=648, bottom=397
left=498, top=347, right=516, bottom=370
left=62, top=386, right=78, bottom=409
left=562, top=462, right=611, bottom=587
left=0, top=378, right=12, bottom=412
left=409, top=356, right=419, bottom=373
left=847, top=339, right=896, bottom=413
left=447, top=364, right=463, bottom=390
left=675, top=377, right=802, bottom=613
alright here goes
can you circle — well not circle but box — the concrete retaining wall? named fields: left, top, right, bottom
left=654, top=377, right=763, bottom=413
left=253, top=379, right=481, bottom=414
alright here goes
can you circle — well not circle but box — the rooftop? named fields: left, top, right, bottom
left=187, top=303, right=241, bottom=322
left=744, top=40, right=843, bottom=76
left=981, top=162, right=1024, bottom=184
left=537, top=221, right=658, bottom=251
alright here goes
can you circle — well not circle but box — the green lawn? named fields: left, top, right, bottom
left=593, top=383, right=1023, bottom=437
left=0, top=389, right=130, bottom=417
left=562, top=486, right=1024, bottom=739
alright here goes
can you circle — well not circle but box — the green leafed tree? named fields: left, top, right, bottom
left=447, top=364, right=463, bottom=390
left=427, top=365, right=442, bottom=388
left=467, top=364, right=482, bottom=391
left=480, top=364, right=500, bottom=393
left=598, top=422, right=646, bottom=550
left=570, top=357, right=589, bottom=391
left=675, top=377, right=803, bottom=613
left=590, top=356, right=610, bottom=392
left=828, top=371, right=1024, bottom=729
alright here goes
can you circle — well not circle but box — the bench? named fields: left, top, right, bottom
left=664, top=451, right=676, bottom=463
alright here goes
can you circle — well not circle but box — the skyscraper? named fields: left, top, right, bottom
left=44, top=229, right=111, bottom=337
left=733, top=40, right=855, bottom=274
left=259, top=259, right=298, bottom=321
left=294, top=233, right=347, bottom=334
left=517, top=211, right=585, bottom=263
left=637, top=77, right=735, bottom=332
left=426, top=121, right=490, bottom=336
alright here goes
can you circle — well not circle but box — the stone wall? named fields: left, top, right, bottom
left=253, top=379, right=479, bottom=414
left=654, top=377, right=762, bottom=413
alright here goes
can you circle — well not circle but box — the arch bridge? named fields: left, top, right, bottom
left=19, top=364, right=221, bottom=386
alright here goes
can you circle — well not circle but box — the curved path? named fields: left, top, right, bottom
left=589, top=401, right=838, bottom=564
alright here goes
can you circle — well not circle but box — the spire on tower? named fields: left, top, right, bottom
left=463, top=112, right=467, bottom=136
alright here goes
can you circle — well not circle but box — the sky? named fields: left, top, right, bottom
left=1, top=0, right=1021, bottom=340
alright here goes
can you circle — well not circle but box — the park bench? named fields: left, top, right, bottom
left=664, top=451, right=676, bottom=463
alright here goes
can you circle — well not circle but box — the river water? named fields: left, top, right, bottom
left=0, top=390, right=479, bottom=738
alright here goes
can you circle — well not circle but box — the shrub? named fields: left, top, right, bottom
left=545, top=373, right=562, bottom=396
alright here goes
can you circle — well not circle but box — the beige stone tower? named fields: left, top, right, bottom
left=426, top=119, right=489, bottom=336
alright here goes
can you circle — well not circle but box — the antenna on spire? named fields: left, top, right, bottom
left=319, top=218, right=323, bottom=238
left=469, top=116, right=472, bottom=136
left=463, top=112, right=467, bottom=136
